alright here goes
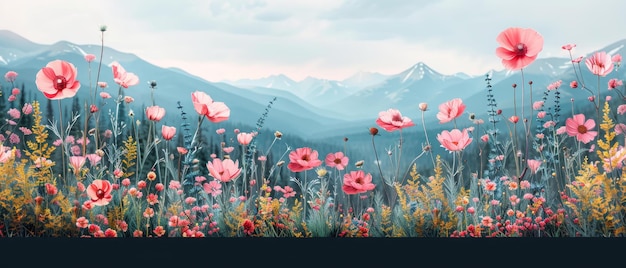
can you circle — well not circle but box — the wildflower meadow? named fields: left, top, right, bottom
left=2, top=25, right=626, bottom=244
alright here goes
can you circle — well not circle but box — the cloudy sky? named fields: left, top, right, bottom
left=3, top=0, right=626, bottom=82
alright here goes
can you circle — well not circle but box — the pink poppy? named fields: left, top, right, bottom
left=84, top=54, right=96, bottom=63
left=87, top=179, right=113, bottom=206
left=570, top=81, right=578, bottom=88
left=146, top=105, right=165, bottom=122
left=585, top=51, right=614, bottom=77
left=375, top=108, right=415, bottom=131
left=436, top=128, right=473, bottom=152
left=100, top=92, right=111, bottom=99
left=565, top=114, right=597, bottom=144
left=325, top=151, right=349, bottom=170
left=35, top=60, right=81, bottom=100
left=495, top=27, right=544, bottom=70
left=287, top=147, right=322, bottom=172
left=527, top=159, right=542, bottom=174
left=562, top=44, right=576, bottom=51
left=237, top=132, right=254, bottom=145
left=342, top=170, right=376, bottom=195
left=161, top=125, right=176, bottom=141
left=191, top=91, right=230, bottom=123
left=612, top=54, right=622, bottom=64
left=206, top=158, right=241, bottom=182
left=111, top=61, right=139, bottom=88
left=436, top=98, right=466, bottom=124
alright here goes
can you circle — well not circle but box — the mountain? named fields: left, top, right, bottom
left=341, top=71, right=389, bottom=89
left=0, top=30, right=351, bottom=140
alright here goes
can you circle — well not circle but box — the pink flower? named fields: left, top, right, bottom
left=612, top=54, right=622, bottom=64
left=615, top=123, right=626, bottom=135
left=436, top=128, right=473, bottom=152
left=608, top=78, right=623, bottom=90
left=570, top=81, right=578, bottom=88
left=585, top=51, right=614, bottom=76
left=146, top=106, right=165, bottom=122
left=216, top=128, right=226, bottom=135
left=325, top=151, right=349, bottom=170
left=237, top=132, right=254, bottom=145
left=565, top=114, right=598, bottom=144
left=100, top=92, right=111, bottom=99
left=342, top=170, right=376, bottom=195
left=375, top=108, right=415, bottom=131
left=22, top=103, right=33, bottom=115
left=4, top=71, right=17, bottom=82
left=532, top=101, right=544, bottom=110
left=203, top=180, right=222, bottom=197
left=556, top=126, right=566, bottom=135
left=85, top=154, right=101, bottom=166
left=35, top=60, right=81, bottom=100
left=76, top=217, right=89, bottom=228
left=7, top=95, right=15, bottom=102
left=124, top=96, right=134, bottom=104
left=12, top=88, right=20, bottom=95
left=98, top=82, right=108, bottom=88
left=69, top=156, right=86, bottom=175
left=206, top=158, right=242, bottom=182
left=7, top=108, right=20, bottom=119
left=509, top=115, right=519, bottom=124
left=161, top=125, right=176, bottom=141
left=287, top=147, right=322, bottom=172
left=19, top=127, right=32, bottom=135
left=480, top=134, right=489, bottom=143
left=547, top=80, right=562, bottom=90
left=87, top=179, right=113, bottom=206
left=537, top=111, right=546, bottom=119
left=222, top=146, right=234, bottom=154
left=618, top=105, right=626, bottom=115
left=527, top=159, right=542, bottom=174
left=562, top=44, right=576, bottom=51
left=84, top=54, right=96, bottom=62
left=572, top=56, right=583, bottom=63
left=436, top=98, right=466, bottom=124
left=111, top=61, right=139, bottom=88
left=495, top=27, right=544, bottom=70
left=191, top=91, right=230, bottom=123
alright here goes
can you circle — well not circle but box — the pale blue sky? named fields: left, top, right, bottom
left=2, top=0, right=626, bottom=81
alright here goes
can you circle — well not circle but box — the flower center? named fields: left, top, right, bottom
left=355, top=177, right=363, bottom=184
left=334, top=158, right=342, bottom=164
left=577, top=125, right=588, bottom=134
left=301, top=155, right=310, bottom=161
left=96, top=189, right=104, bottom=199
left=452, top=141, right=459, bottom=146
left=54, top=76, right=67, bottom=90
left=516, top=43, right=527, bottom=56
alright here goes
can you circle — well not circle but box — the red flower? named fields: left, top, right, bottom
left=495, top=27, right=544, bottom=70
left=287, top=147, right=322, bottom=172
left=242, top=219, right=255, bottom=236
left=35, top=60, right=81, bottom=100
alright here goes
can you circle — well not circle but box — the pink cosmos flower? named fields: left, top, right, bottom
left=237, top=132, right=254, bottom=145
left=495, top=27, right=544, bottom=70
left=342, top=170, right=376, bottom=195
left=35, top=60, right=81, bottom=100
left=565, top=114, right=597, bottom=144
left=608, top=78, right=623, bottom=90
left=436, top=98, right=466, bottom=124
left=203, top=180, right=222, bottom=197
left=22, top=103, right=33, bottom=115
left=375, top=108, right=415, bottom=131
left=325, top=151, right=349, bottom=170
left=4, top=71, right=17, bottom=82
left=585, top=51, right=614, bottom=77
left=527, top=159, right=542, bottom=174
left=191, top=91, right=230, bottom=123
left=287, top=147, right=322, bottom=172
left=206, top=158, right=242, bottom=182
left=161, top=125, right=176, bottom=141
left=146, top=105, right=165, bottom=122
left=436, top=128, right=473, bottom=152
left=111, top=61, right=139, bottom=88
left=87, top=179, right=113, bottom=206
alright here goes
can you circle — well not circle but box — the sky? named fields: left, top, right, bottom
left=3, top=0, right=626, bottom=82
